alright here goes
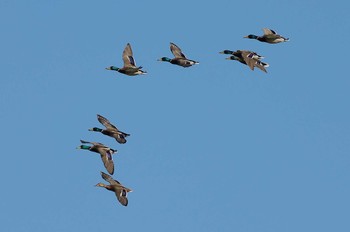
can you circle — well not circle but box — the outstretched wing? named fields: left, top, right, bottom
left=122, top=43, right=137, bottom=68
left=115, top=189, right=128, bottom=206
left=254, top=60, right=268, bottom=73
left=100, top=171, right=132, bottom=191
left=99, top=150, right=115, bottom=175
left=170, top=42, right=187, bottom=59
left=240, top=51, right=257, bottom=70
left=262, top=28, right=277, bottom=35
left=101, top=171, right=121, bottom=185
left=97, top=114, right=118, bottom=131
left=240, top=51, right=268, bottom=72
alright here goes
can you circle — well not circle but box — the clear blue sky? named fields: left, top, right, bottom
left=1, top=1, right=349, bottom=231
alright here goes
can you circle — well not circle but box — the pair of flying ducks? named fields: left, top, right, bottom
left=219, top=28, right=289, bottom=73
left=105, top=42, right=199, bottom=76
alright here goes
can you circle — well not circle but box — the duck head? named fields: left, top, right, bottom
left=95, top=183, right=107, bottom=188
left=225, top=56, right=239, bottom=61
left=76, top=145, right=91, bottom=150
left=158, top=57, right=172, bottom=62
left=219, top=50, right=234, bottom=55
left=105, top=66, right=120, bottom=71
left=244, top=34, right=259, bottom=39
left=89, top=127, right=103, bottom=132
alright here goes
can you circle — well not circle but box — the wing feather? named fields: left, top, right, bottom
left=240, top=51, right=256, bottom=70
left=101, top=171, right=121, bottom=185
left=97, top=114, right=118, bottom=131
left=170, top=42, right=187, bottom=59
left=115, top=189, right=128, bottom=206
left=100, top=150, right=115, bottom=175
left=122, top=43, right=137, bottom=68
left=262, top=28, right=276, bottom=35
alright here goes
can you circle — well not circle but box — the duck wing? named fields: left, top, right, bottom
left=99, top=149, right=115, bottom=175
left=254, top=61, right=268, bottom=73
left=97, top=114, right=119, bottom=131
left=101, top=171, right=120, bottom=185
left=244, top=51, right=268, bottom=72
left=262, top=28, right=277, bottom=35
left=101, top=171, right=132, bottom=191
left=122, top=43, right=137, bottom=68
left=240, top=51, right=258, bottom=70
left=170, top=42, right=187, bottom=59
left=115, top=188, right=129, bottom=206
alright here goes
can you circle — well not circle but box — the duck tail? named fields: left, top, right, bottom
left=123, top=132, right=130, bottom=137
left=258, top=60, right=269, bottom=67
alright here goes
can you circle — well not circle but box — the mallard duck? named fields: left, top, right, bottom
left=220, top=50, right=269, bottom=73
left=89, top=114, right=130, bottom=144
left=244, top=28, right=289, bottom=44
left=158, top=42, right=199, bottom=67
left=106, top=43, right=147, bottom=76
left=95, top=171, right=132, bottom=206
left=76, top=140, right=116, bottom=175
left=220, top=50, right=265, bottom=60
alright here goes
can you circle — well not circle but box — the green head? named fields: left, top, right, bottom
left=244, top=34, right=258, bottom=39
left=219, top=50, right=234, bottom=55
left=89, top=127, right=103, bottom=132
left=226, top=56, right=239, bottom=61
left=158, top=57, right=172, bottom=62
left=76, top=145, right=91, bottom=150
left=105, top=66, right=120, bottom=71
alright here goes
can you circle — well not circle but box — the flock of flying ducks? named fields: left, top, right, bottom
left=105, top=28, right=289, bottom=76
left=77, top=114, right=132, bottom=206
left=76, top=28, right=289, bottom=207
